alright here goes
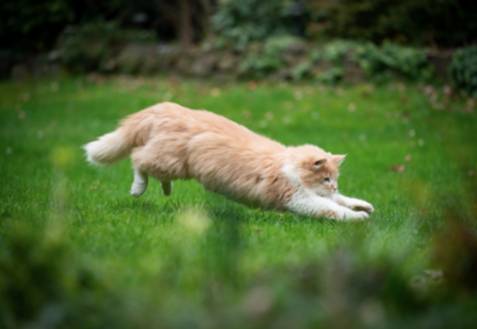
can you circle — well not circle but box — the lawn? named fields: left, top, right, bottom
left=1, top=76, right=476, bottom=328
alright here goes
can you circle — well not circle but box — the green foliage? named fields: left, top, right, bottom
left=239, top=38, right=431, bottom=82
left=114, top=46, right=161, bottom=76
left=354, top=43, right=433, bottom=81
left=450, top=46, right=477, bottom=98
left=306, top=0, right=477, bottom=47
left=57, top=21, right=156, bottom=74
left=0, top=0, right=74, bottom=51
left=291, top=61, right=313, bottom=81
left=2, top=0, right=476, bottom=55
left=0, top=224, right=119, bottom=329
left=0, top=222, right=444, bottom=329
left=315, top=67, right=343, bottom=84
left=212, top=0, right=476, bottom=49
left=310, top=39, right=355, bottom=63
left=212, top=0, right=295, bottom=50
left=239, top=36, right=305, bottom=78
left=309, top=40, right=432, bottom=83
left=0, top=0, right=160, bottom=52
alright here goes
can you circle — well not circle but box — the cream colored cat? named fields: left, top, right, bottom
left=84, top=102, right=373, bottom=220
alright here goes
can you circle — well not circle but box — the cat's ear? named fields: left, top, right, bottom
left=333, top=155, right=346, bottom=166
left=312, top=158, right=328, bottom=170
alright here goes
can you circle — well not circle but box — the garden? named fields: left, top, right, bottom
left=1, top=1, right=477, bottom=328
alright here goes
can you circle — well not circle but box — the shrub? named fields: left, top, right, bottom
left=310, top=39, right=355, bottom=63
left=291, top=61, right=313, bottom=80
left=57, top=21, right=156, bottom=74
left=450, top=46, right=477, bottom=98
left=0, top=225, right=120, bottom=329
left=212, top=0, right=477, bottom=49
left=239, top=38, right=432, bottom=82
left=0, top=0, right=188, bottom=53
left=309, top=40, right=432, bottom=83
left=355, top=42, right=433, bottom=81
left=306, top=0, right=477, bottom=48
left=0, top=0, right=74, bottom=52
left=239, top=36, right=305, bottom=79
left=212, top=0, right=298, bottom=50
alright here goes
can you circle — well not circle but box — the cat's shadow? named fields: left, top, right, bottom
left=111, top=196, right=181, bottom=214
left=113, top=194, right=338, bottom=227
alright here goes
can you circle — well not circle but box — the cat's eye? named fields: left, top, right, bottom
left=324, top=177, right=330, bottom=182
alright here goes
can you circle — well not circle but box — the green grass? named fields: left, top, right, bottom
left=1, top=76, right=477, bottom=328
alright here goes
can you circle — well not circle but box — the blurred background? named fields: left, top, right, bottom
left=1, top=0, right=476, bottom=94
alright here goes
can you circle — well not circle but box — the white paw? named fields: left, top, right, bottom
left=343, top=210, right=369, bottom=221
left=130, top=183, right=146, bottom=198
left=350, top=200, right=374, bottom=214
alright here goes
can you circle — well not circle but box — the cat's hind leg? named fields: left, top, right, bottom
left=131, top=167, right=148, bottom=198
left=131, top=144, right=174, bottom=197
left=161, top=181, right=173, bottom=196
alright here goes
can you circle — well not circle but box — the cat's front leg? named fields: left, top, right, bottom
left=314, top=198, right=369, bottom=221
left=285, top=191, right=368, bottom=221
left=331, top=193, right=374, bottom=214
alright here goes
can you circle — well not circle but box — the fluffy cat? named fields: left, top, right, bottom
left=84, top=102, right=373, bottom=220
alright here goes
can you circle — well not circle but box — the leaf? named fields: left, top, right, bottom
left=390, top=164, right=405, bottom=172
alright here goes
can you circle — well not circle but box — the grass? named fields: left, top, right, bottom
left=1, top=75, right=477, bottom=328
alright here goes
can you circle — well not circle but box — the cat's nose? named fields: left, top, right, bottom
left=332, top=185, right=337, bottom=191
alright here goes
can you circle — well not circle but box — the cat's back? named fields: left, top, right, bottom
left=151, top=102, right=280, bottom=147
left=140, top=102, right=290, bottom=208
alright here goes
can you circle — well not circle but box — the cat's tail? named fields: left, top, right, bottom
left=83, top=109, right=154, bottom=166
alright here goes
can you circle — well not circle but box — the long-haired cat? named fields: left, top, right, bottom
left=84, top=102, right=373, bottom=220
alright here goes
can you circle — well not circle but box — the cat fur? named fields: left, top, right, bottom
left=84, top=102, right=373, bottom=220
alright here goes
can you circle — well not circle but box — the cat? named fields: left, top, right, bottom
left=84, top=102, right=374, bottom=220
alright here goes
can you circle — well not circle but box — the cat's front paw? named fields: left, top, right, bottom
left=342, top=210, right=369, bottom=221
left=350, top=200, right=374, bottom=214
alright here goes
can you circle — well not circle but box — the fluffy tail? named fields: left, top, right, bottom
left=84, top=109, right=154, bottom=166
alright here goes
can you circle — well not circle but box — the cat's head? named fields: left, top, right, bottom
left=285, top=145, right=345, bottom=196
